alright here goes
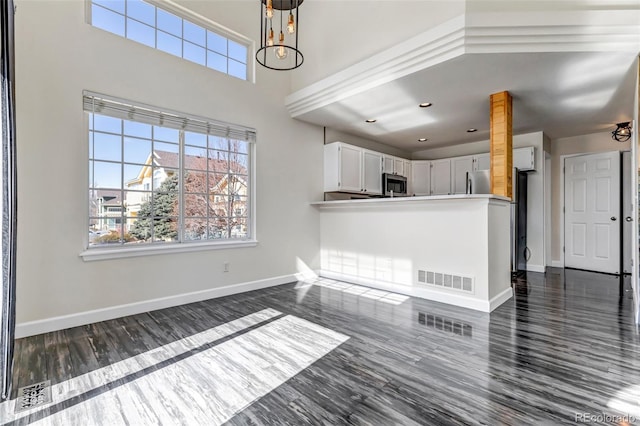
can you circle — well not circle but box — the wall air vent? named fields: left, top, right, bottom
left=434, top=273, right=443, bottom=286
left=463, top=277, right=473, bottom=292
left=416, top=269, right=474, bottom=294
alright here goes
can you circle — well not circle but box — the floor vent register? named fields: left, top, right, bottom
left=15, top=380, right=51, bottom=413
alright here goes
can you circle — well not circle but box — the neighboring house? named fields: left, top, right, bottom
left=124, top=151, right=176, bottom=232
left=125, top=150, right=248, bottom=236
left=90, top=189, right=124, bottom=231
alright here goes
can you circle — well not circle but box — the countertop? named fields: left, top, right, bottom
left=311, top=193, right=511, bottom=207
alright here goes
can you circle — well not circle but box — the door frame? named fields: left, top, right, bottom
left=632, top=57, right=640, bottom=324
left=632, top=120, right=639, bottom=323
left=560, top=150, right=623, bottom=270
left=622, top=150, right=633, bottom=274
left=545, top=152, right=552, bottom=268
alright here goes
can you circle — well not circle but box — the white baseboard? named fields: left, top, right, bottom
left=489, top=287, right=513, bottom=312
left=526, top=264, right=546, bottom=273
left=318, top=270, right=511, bottom=313
left=551, top=260, right=564, bottom=268
left=15, top=274, right=298, bottom=338
left=412, top=286, right=494, bottom=313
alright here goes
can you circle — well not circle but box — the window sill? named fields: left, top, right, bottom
left=80, top=240, right=258, bottom=262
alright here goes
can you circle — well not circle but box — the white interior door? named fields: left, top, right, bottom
left=564, top=151, right=621, bottom=274
left=623, top=151, right=633, bottom=273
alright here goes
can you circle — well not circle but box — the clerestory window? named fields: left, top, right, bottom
left=88, top=0, right=251, bottom=80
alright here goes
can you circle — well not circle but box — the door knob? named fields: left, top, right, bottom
left=611, top=217, right=617, bottom=221
left=626, top=217, right=633, bottom=222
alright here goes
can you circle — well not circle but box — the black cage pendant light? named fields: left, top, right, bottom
left=257, top=0, right=303, bottom=71
left=612, top=122, right=632, bottom=142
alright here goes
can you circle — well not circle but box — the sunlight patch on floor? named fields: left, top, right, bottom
left=607, top=384, right=640, bottom=419
left=310, top=277, right=410, bottom=305
left=0, top=309, right=349, bottom=425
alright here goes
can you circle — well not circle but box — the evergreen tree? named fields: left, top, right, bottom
left=130, top=174, right=178, bottom=241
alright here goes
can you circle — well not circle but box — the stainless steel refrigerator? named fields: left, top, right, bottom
left=465, top=170, right=490, bottom=195
left=466, top=169, right=528, bottom=273
left=512, top=169, right=528, bottom=273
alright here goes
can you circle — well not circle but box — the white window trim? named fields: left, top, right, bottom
left=85, top=0, right=256, bottom=83
left=80, top=239, right=258, bottom=261
left=83, top=93, right=258, bottom=260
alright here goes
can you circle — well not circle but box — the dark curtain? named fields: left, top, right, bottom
left=0, top=0, right=17, bottom=401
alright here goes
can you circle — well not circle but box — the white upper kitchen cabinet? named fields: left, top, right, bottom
left=324, top=142, right=362, bottom=192
left=394, top=158, right=405, bottom=177
left=362, top=150, right=383, bottom=194
left=403, top=160, right=412, bottom=194
left=471, top=148, right=534, bottom=172
left=383, top=155, right=394, bottom=174
left=411, top=161, right=431, bottom=196
left=513, top=147, right=535, bottom=171
left=451, top=155, right=474, bottom=194
left=474, top=153, right=491, bottom=171
left=430, top=159, right=451, bottom=195
left=383, top=155, right=409, bottom=176
left=324, top=142, right=383, bottom=194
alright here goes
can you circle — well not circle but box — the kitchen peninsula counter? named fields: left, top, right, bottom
left=312, top=193, right=510, bottom=206
left=312, top=194, right=512, bottom=312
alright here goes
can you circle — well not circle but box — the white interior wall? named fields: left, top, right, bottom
left=549, top=131, right=631, bottom=264
left=290, top=1, right=465, bottom=91
left=324, top=128, right=411, bottom=158
left=291, top=0, right=634, bottom=92
left=412, top=139, right=489, bottom=160
left=14, top=1, right=323, bottom=325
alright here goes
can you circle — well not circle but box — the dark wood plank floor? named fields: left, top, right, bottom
left=4, top=268, right=640, bottom=425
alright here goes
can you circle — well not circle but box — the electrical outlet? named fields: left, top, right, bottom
left=223, top=262, right=230, bottom=272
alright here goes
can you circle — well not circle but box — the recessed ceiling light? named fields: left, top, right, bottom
left=467, top=128, right=478, bottom=133
left=365, top=119, right=377, bottom=123
left=418, top=138, right=428, bottom=142
left=419, top=102, right=432, bottom=108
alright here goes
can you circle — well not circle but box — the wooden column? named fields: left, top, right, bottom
left=490, top=91, right=513, bottom=199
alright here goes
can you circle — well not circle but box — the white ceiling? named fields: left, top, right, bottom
left=292, top=51, right=638, bottom=152
left=284, top=1, right=640, bottom=154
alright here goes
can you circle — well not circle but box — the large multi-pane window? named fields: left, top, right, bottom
left=89, top=0, right=250, bottom=80
left=86, top=92, right=254, bottom=248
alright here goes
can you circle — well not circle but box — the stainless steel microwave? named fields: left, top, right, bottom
left=382, top=173, right=407, bottom=197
